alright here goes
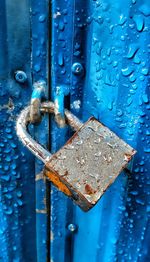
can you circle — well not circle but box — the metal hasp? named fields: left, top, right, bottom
left=45, top=118, right=136, bottom=211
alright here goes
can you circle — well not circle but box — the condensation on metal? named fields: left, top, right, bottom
left=17, top=101, right=136, bottom=211
left=45, top=118, right=136, bottom=211
left=48, top=0, right=150, bottom=261
left=16, top=105, right=51, bottom=163
left=0, top=1, right=36, bottom=261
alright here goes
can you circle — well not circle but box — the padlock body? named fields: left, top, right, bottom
left=44, top=117, right=136, bottom=211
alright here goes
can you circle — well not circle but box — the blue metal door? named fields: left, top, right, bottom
left=0, top=0, right=150, bottom=261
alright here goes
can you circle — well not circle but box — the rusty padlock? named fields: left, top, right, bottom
left=16, top=101, right=136, bottom=211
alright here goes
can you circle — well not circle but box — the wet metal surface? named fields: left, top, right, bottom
left=16, top=101, right=83, bottom=164
left=45, top=118, right=136, bottom=211
left=0, top=0, right=150, bottom=261
left=0, top=1, right=36, bottom=261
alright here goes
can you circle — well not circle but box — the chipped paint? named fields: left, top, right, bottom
left=51, top=231, right=54, bottom=241
left=35, top=173, right=44, bottom=181
left=36, top=209, right=47, bottom=214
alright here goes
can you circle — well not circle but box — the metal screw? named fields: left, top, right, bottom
left=15, top=71, right=27, bottom=83
left=72, top=63, right=84, bottom=76
left=67, top=223, right=78, bottom=233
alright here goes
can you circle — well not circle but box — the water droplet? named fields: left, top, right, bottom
left=130, top=190, right=138, bottom=196
left=117, top=110, right=123, bottom=116
left=129, top=73, right=136, bottom=82
left=121, top=67, right=133, bottom=76
left=0, top=142, right=5, bottom=148
left=17, top=199, right=23, bottom=206
left=136, top=198, right=145, bottom=205
left=5, top=193, right=12, bottom=199
left=10, top=142, right=17, bottom=149
left=118, top=205, right=126, bottom=211
left=133, top=15, right=144, bottom=32
left=118, top=14, right=127, bottom=25
left=127, top=97, right=133, bottom=106
left=144, top=148, right=150, bottom=153
left=141, top=68, right=149, bottom=75
left=39, top=14, right=46, bottom=23
left=34, top=64, right=41, bottom=72
left=4, top=207, right=13, bottom=215
left=17, top=191, right=22, bottom=198
left=108, top=101, right=113, bottom=110
left=142, top=94, right=149, bottom=103
left=146, top=206, right=150, bottom=212
left=126, top=44, right=139, bottom=59
left=59, top=20, right=65, bottom=31
left=5, top=128, right=11, bottom=134
left=113, top=61, right=118, bottom=67
left=58, top=155, right=66, bottom=160
left=5, top=156, right=11, bottom=162
left=105, top=74, right=115, bottom=86
left=132, top=0, right=136, bottom=4
left=133, top=54, right=141, bottom=64
left=58, top=52, right=64, bottom=67
left=13, top=246, right=17, bottom=251
left=76, top=140, right=83, bottom=145
left=94, top=152, right=102, bottom=157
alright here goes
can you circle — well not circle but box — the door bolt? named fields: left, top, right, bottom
left=72, top=63, right=84, bottom=76
left=15, top=71, right=27, bottom=83
left=67, top=223, right=78, bottom=233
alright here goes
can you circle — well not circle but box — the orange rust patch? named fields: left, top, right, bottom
left=45, top=169, right=72, bottom=197
left=124, top=153, right=132, bottom=161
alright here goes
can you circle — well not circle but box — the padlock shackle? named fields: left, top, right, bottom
left=16, top=102, right=83, bottom=164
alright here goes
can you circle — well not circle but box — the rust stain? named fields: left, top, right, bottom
left=62, top=171, right=69, bottom=177
left=124, top=153, right=133, bottom=161
left=45, top=169, right=72, bottom=197
left=85, top=184, right=96, bottom=195
left=40, top=118, right=136, bottom=211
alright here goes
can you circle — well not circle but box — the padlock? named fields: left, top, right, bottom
left=16, top=101, right=136, bottom=211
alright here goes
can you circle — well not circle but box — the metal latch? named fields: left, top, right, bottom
left=16, top=101, right=136, bottom=211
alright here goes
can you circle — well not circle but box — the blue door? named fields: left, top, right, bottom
left=0, top=0, right=150, bottom=261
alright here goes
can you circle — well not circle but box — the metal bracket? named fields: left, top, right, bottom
left=30, top=80, right=46, bottom=123
left=53, top=85, right=69, bottom=128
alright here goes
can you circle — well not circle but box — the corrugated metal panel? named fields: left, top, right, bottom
left=0, top=0, right=150, bottom=261
left=0, top=1, right=36, bottom=261
left=31, top=0, right=50, bottom=261
left=0, top=1, right=49, bottom=261
left=51, top=0, right=150, bottom=261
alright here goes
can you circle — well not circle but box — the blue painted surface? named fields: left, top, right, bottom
left=74, top=1, right=150, bottom=261
left=51, top=0, right=150, bottom=262
left=31, top=0, right=49, bottom=261
left=0, top=1, right=49, bottom=261
left=0, top=0, right=150, bottom=261
left=0, top=1, right=36, bottom=261
left=50, top=2, right=75, bottom=261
